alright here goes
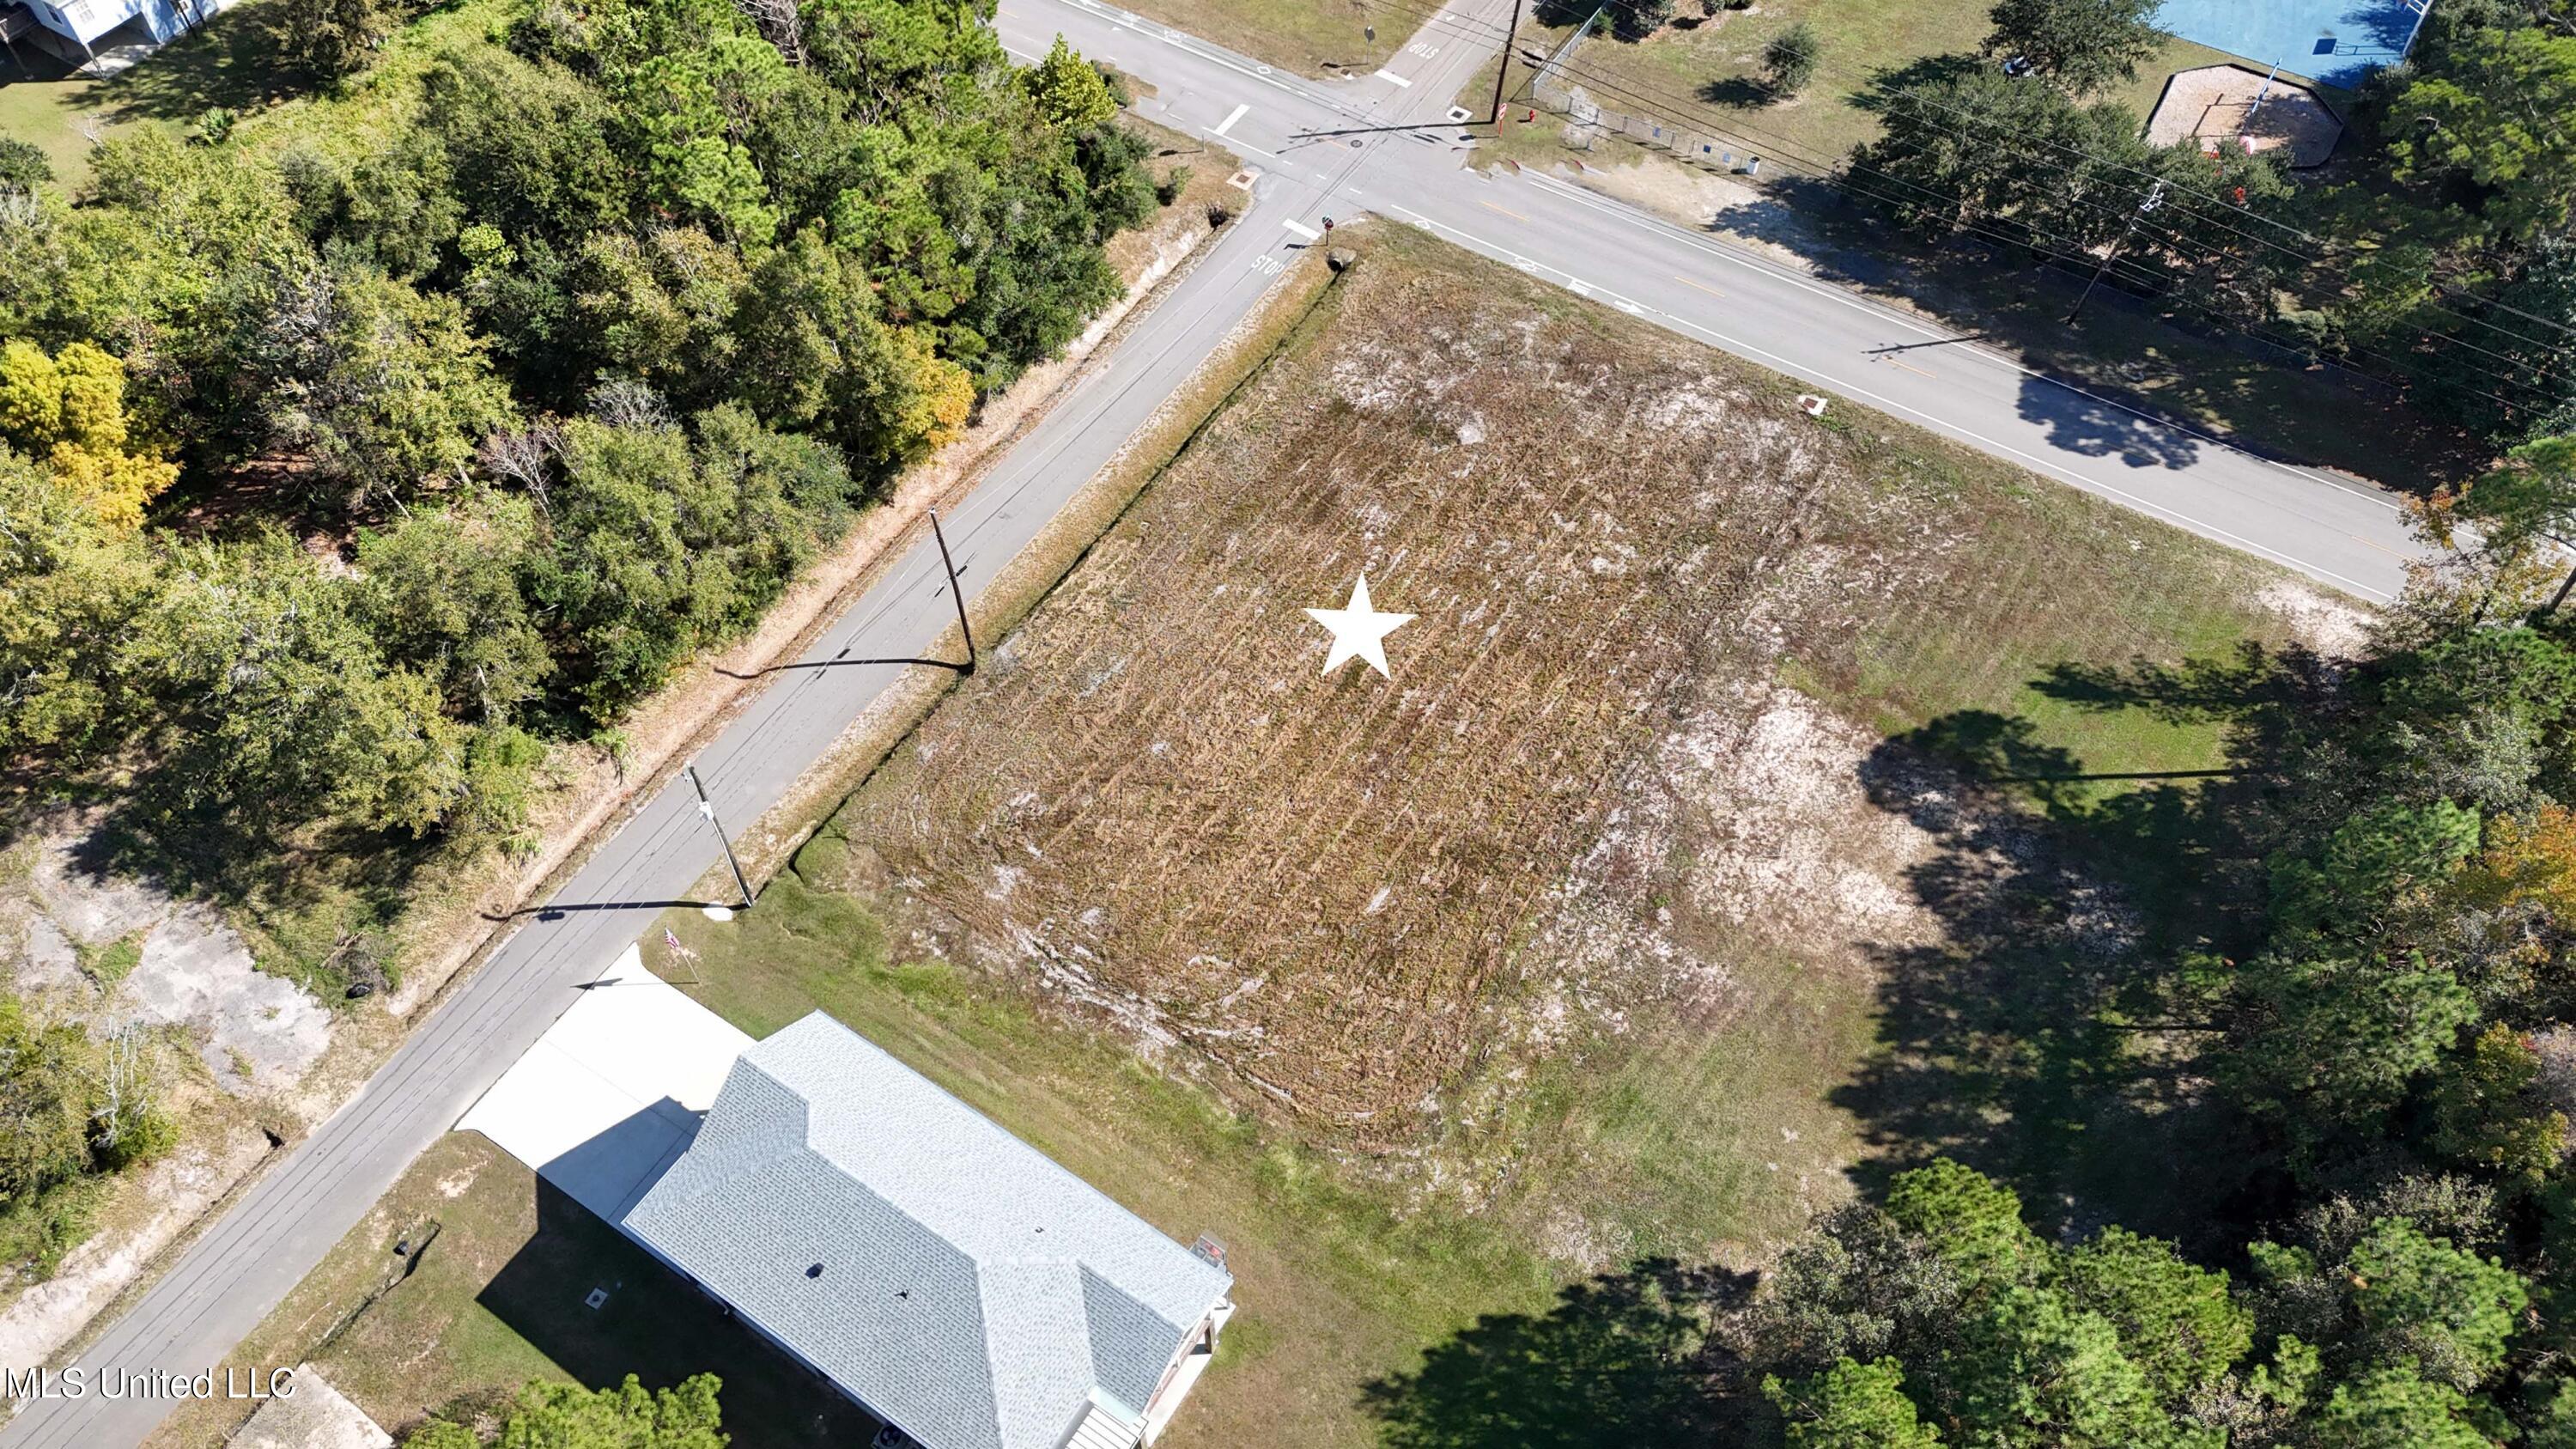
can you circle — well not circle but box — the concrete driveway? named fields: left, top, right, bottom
left=457, top=945, right=751, bottom=1222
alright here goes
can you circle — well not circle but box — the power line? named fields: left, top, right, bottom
left=1522, top=52, right=2554, bottom=414
left=1321, top=0, right=2564, bottom=410
left=1523, top=45, right=2575, bottom=402
left=1525, top=0, right=2576, bottom=368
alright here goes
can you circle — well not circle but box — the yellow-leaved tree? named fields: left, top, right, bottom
left=0, top=340, right=179, bottom=530
left=891, top=326, right=975, bottom=459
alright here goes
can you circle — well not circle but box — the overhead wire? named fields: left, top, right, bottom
left=1522, top=0, right=2576, bottom=374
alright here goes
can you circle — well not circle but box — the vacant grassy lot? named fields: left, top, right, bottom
left=677, top=225, right=2329, bottom=1438
left=201, top=226, right=2354, bottom=1449
left=1505, top=5, right=2237, bottom=177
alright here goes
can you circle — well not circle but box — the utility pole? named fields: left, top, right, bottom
left=2064, top=180, right=2166, bottom=326
left=685, top=763, right=755, bottom=914
left=929, top=509, right=977, bottom=674
left=1488, top=0, right=1527, bottom=125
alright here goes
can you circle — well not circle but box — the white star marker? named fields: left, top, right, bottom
left=1304, top=575, right=1415, bottom=679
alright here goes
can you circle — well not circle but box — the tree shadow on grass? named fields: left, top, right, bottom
left=1844, top=52, right=1987, bottom=117
left=1832, top=647, right=2334, bottom=1245
left=480, top=1178, right=880, bottom=1449
left=81, top=0, right=309, bottom=125
left=1696, top=76, right=1771, bottom=108
left=1359, top=1259, right=1752, bottom=1449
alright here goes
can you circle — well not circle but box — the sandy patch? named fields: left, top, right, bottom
left=2257, top=579, right=2373, bottom=657
left=18, top=823, right=333, bottom=1094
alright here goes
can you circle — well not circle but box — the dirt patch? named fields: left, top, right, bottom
left=15, top=818, right=333, bottom=1094
left=2144, top=64, right=2343, bottom=169
left=2258, top=577, right=2374, bottom=657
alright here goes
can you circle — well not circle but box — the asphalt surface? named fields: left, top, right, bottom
left=1001, top=0, right=2425, bottom=602
left=10, top=6, right=2430, bottom=1446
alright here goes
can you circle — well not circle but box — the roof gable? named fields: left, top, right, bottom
left=621, top=1013, right=1231, bottom=1449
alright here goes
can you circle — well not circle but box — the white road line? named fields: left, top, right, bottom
left=1213, top=102, right=1249, bottom=137
left=1282, top=218, right=1321, bottom=240
left=1515, top=169, right=2403, bottom=518
left=1386, top=204, right=2393, bottom=602
left=1373, top=68, right=1413, bottom=86
left=1214, top=132, right=1282, bottom=160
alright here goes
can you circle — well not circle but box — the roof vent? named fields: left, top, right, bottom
left=805, top=1263, right=824, bottom=1279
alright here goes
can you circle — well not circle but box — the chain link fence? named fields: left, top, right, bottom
left=1523, top=11, right=1771, bottom=178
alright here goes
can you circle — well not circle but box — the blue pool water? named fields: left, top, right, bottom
left=2151, top=0, right=2429, bottom=89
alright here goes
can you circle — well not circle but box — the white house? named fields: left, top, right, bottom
left=457, top=959, right=1235, bottom=1449
left=9, top=0, right=230, bottom=64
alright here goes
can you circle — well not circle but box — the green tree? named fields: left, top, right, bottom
left=1850, top=70, right=2143, bottom=249
left=2222, top=950, right=2478, bottom=1138
left=2453, top=435, right=2576, bottom=612
left=264, top=0, right=402, bottom=82
left=1763, top=23, right=1824, bottom=99
left=568, top=227, right=746, bottom=396
left=354, top=496, right=552, bottom=724
left=0, top=448, right=154, bottom=758
left=404, top=1373, right=724, bottom=1449
left=245, top=258, right=517, bottom=509
left=728, top=228, right=969, bottom=472
left=0, top=138, right=51, bottom=198
left=2389, top=25, right=2576, bottom=241
left=2427, top=1022, right=2571, bottom=1189
left=1981, top=0, right=2165, bottom=94
left=1765, top=1358, right=1942, bottom=1448
left=2311, top=1365, right=2511, bottom=1449
left=2344, top=1218, right=2529, bottom=1391
left=2269, top=801, right=2482, bottom=937
left=2055, top=1227, right=2251, bottom=1402
left=1606, top=0, right=1674, bottom=40
left=1885, top=1158, right=2044, bottom=1284
left=1023, top=38, right=1118, bottom=131
left=120, top=533, right=471, bottom=838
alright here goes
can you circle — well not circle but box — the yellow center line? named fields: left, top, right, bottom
left=1877, top=354, right=1937, bottom=379
left=2349, top=533, right=2405, bottom=557
left=1480, top=200, right=1529, bottom=222
left=1673, top=274, right=1727, bottom=299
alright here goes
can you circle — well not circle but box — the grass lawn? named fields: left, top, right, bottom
left=0, top=46, right=155, bottom=186
left=1112, top=0, right=1394, bottom=76
left=150, top=1134, right=883, bottom=1449
left=190, top=224, right=2352, bottom=1449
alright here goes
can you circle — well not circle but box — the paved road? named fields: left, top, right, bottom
left=1002, top=0, right=2424, bottom=602
left=0, top=118, right=1385, bottom=1449
left=13, top=6, right=2432, bottom=1446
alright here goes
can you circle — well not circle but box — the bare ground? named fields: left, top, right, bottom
left=807, top=224, right=2330, bottom=1184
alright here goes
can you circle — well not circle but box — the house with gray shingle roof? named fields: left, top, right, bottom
left=620, top=1012, right=1235, bottom=1449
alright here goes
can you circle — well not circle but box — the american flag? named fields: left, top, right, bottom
left=664, top=928, right=684, bottom=952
